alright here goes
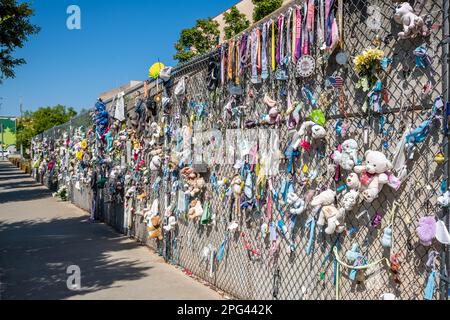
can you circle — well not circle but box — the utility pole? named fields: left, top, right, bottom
left=1, top=123, right=4, bottom=160
left=19, top=97, right=23, bottom=158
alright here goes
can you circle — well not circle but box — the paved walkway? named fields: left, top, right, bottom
left=0, top=160, right=222, bottom=300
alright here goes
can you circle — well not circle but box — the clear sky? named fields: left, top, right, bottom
left=0, top=0, right=240, bottom=116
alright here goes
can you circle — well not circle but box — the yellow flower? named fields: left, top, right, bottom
left=353, top=48, right=384, bottom=76
left=76, top=150, right=84, bottom=161
left=81, top=139, right=88, bottom=150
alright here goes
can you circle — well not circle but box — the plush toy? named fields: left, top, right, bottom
left=143, top=199, right=159, bottom=223
left=346, top=243, right=362, bottom=263
left=346, top=173, right=361, bottom=190
left=147, top=215, right=163, bottom=240
left=181, top=167, right=206, bottom=197
left=150, top=155, right=161, bottom=171
left=333, top=139, right=359, bottom=171
left=354, top=150, right=393, bottom=203
left=287, top=191, right=306, bottom=215
left=230, top=176, right=243, bottom=198
left=381, top=227, right=392, bottom=248
left=261, top=107, right=281, bottom=125
left=394, top=2, right=429, bottom=39
left=149, top=122, right=161, bottom=146
left=437, top=190, right=450, bottom=207
left=299, top=121, right=326, bottom=140
left=341, top=190, right=360, bottom=211
left=311, top=189, right=345, bottom=235
left=416, top=216, right=436, bottom=246
left=188, top=199, right=204, bottom=219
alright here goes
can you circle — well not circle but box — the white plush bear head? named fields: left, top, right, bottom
left=311, top=189, right=336, bottom=207
left=342, top=139, right=358, bottom=154
left=364, top=150, right=392, bottom=174
left=311, top=125, right=327, bottom=139
left=346, top=173, right=361, bottom=190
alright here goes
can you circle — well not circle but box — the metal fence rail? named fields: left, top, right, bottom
left=32, top=0, right=449, bottom=300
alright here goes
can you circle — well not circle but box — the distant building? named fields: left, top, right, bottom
left=213, top=0, right=293, bottom=41
left=0, top=116, right=17, bottom=153
left=98, top=80, right=143, bottom=102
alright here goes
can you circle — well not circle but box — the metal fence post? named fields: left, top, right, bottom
left=442, top=0, right=450, bottom=301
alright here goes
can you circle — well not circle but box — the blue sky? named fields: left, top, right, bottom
left=0, top=0, right=240, bottom=116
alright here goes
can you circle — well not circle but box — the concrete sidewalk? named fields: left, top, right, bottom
left=0, top=160, right=222, bottom=300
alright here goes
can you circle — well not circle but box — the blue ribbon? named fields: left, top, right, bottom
left=302, top=86, right=317, bottom=107
left=424, top=270, right=436, bottom=300
left=305, top=217, right=316, bottom=256
left=217, top=234, right=228, bottom=262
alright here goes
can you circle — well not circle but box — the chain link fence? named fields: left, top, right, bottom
left=31, top=0, right=449, bottom=300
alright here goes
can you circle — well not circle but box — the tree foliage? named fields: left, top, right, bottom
left=0, top=0, right=40, bottom=83
left=223, top=6, right=250, bottom=40
left=16, top=105, right=77, bottom=154
left=174, top=18, right=220, bottom=63
left=252, top=0, right=283, bottom=22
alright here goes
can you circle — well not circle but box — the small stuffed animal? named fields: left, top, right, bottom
left=299, top=121, right=326, bottom=140
left=341, top=190, right=360, bottom=211
left=416, top=216, right=436, bottom=246
left=381, top=227, right=392, bottom=248
left=287, top=191, right=306, bottom=215
left=333, top=139, right=359, bottom=171
left=150, top=155, right=161, bottom=171
left=261, top=107, right=281, bottom=125
left=188, top=199, right=204, bottom=219
left=394, top=2, right=429, bottom=39
left=437, top=190, right=450, bottom=207
left=181, top=167, right=206, bottom=197
left=346, top=173, right=361, bottom=190
left=354, top=150, right=393, bottom=203
left=346, top=243, right=362, bottom=263
left=311, top=189, right=345, bottom=235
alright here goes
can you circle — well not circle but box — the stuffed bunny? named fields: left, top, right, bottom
left=394, top=2, right=429, bottom=39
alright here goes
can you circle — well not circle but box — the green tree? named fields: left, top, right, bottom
left=16, top=112, right=34, bottom=156
left=0, top=0, right=40, bottom=83
left=16, top=105, right=77, bottom=154
left=32, top=105, right=77, bottom=134
left=252, top=0, right=283, bottom=22
left=174, top=18, right=220, bottom=63
left=224, top=6, right=250, bottom=40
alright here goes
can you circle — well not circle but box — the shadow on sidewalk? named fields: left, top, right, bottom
left=0, top=187, right=52, bottom=204
left=0, top=216, right=152, bottom=300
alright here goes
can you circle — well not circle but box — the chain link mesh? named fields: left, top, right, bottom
left=32, top=0, right=449, bottom=300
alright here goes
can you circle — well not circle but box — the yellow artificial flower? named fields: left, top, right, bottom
left=76, top=150, right=84, bottom=161
left=81, top=139, right=88, bottom=150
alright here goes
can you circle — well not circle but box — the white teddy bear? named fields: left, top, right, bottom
left=333, top=139, right=359, bottom=171
left=394, top=2, right=429, bottom=39
left=353, top=150, right=393, bottom=203
left=311, top=189, right=346, bottom=235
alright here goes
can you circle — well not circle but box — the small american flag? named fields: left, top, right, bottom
left=329, top=76, right=344, bottom=88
